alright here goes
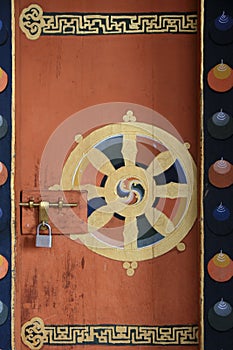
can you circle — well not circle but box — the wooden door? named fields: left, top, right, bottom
left=15, top=1, right=199, bottom=349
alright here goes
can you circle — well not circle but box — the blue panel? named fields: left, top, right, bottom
left=204, top=0, right=233, bottom=348
left=0, top=0, right=12, bottom=348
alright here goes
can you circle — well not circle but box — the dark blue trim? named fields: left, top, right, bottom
left=203, top=1, right=233, bottom=348
left=0, top=0, right=12, bottom=348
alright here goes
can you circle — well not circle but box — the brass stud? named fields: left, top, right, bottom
left=123, top=261, right=138, bottom=276
left=177, top=242, right=186, bottom=252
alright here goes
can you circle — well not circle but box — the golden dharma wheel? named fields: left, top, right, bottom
left=61, top=122, right=197, bottom=262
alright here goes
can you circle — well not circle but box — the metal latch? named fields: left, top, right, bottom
left=19, top=198, right=78, bottom=225
left=19, top=190, right=87, bottom=236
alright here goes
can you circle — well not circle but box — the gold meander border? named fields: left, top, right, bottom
left=19, top=4, right=198, bottom=40
left=21, top=317, right=199, bottom=349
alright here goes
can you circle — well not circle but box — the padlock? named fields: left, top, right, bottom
left=36, top=222, right=52, bottom=248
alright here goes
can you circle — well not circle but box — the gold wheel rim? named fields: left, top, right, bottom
left=61, top=122, right=197, bottom=261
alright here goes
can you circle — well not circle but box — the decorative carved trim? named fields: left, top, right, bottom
left=21, top=317, right=199, bottom=348
left=19, top=4, right=45, bottom=40
left=21, top=317, right=47, bottom=350
left=19, top=4, right=197, bottom=40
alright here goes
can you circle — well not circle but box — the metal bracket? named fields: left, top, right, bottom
left=19, top=198, right=78, bottom=229
left=39, top=201, right=49, bottom=226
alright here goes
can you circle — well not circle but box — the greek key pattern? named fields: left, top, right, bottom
left=21, top=317, right=198, bottom=348
left=19, top=4, right=197, bottom=40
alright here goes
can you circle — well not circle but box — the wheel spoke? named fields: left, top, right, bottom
left=145, top=206, right=175, bottom=236
left=99, top=199, right=127, bottom=213
left=88, top=198, right=128, bottom=231
left=88, top=208, right=113, bottom=231
left=156, top=182, right=189, bottom=199
left=123, top=217, right=138, bottom=250
left=121, top=133, right=138, bottom=166
left=146, top=150, right=176, bottom=176
left=87, top=148, right=115, bottom=176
